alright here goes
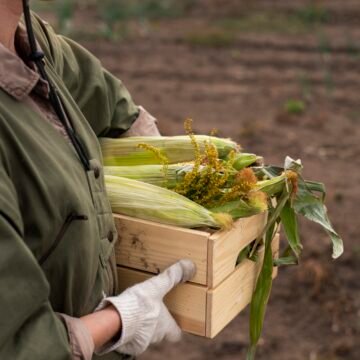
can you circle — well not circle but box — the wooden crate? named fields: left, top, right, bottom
left=114, top=214, right=279, bottom=338
left=115, top=212, right=268, bottom=288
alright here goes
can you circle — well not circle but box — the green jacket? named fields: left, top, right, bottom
left=0, top=14, right=138, bottom=359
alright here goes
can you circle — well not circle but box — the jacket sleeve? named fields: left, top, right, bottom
left=0, top=162, right=72, bottom=359
left=32, top=14, right=140, bottom=138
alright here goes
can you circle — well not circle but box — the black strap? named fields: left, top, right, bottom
left=22, top=0, right=91, bottom=171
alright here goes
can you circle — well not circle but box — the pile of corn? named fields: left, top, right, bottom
left=101, top=122, right=268, bottom=229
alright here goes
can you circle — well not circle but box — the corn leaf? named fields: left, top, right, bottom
left=273, top=256, right=298, bottom=266
left=255, top=158, right=343, bottom=259
left=249, top=187, right=290, bottom=258
left=237, top=245, right=251, bottom=265
left=284, top=156, right=303, bottom=172
left=304, top=180, right=326, bottom=201
left=210, top=198, right=266, bottom=219
left=247, top=222, right=275, bottom=360
left=294, top=179, right=343, bottom=259
left=280, top=200, right=302, bottom=258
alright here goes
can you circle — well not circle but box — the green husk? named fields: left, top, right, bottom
left=104, top=164, right=203, bottom=189
left=231, top=153, right=263, bottom=170
left=210, top=191, right=268, bottom=219
left=105, top=175, right=233, bottom=229
left=255, top=174, right=286, bottom=196
left=104, top=163, right=241, bottom=190
left=100, top=136, right=239, bottom=166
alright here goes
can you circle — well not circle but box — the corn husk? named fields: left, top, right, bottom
left=101, top=136, right=238, bottom=166
left=209, top=191, right=268, bottom=219
left=231, top=153, right=263, bottom=170
left=105, top=175, right=233, bottom=229
left=104, top=163, right=239, bottom=190
left=104, top=164, right=197, bottom=188
left=255, top=174, right=287, bottom=196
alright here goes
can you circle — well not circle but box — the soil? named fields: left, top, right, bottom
left=40, top=1, right=360, bottom=359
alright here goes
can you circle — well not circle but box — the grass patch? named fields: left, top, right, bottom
left=284, top=99, right=306, bottom=115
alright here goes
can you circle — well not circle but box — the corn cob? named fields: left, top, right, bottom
left=231, top=153, right=263, bottom=171
left=104, top=163, right=239, bottom=189
left=104, top=164, right=197, bottom=188
left=256, top=175, right=286, bottom=196
left=209, top=191, right=268, bottom=219
left=105, top=175, right=233, bottom=229
left=101, top=136, right=238, bottom=166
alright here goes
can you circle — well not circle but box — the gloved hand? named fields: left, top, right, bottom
left=96, top=259, right=196, bottom=356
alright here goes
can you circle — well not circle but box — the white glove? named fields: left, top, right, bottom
left=96, top=259, right=196, bottom=356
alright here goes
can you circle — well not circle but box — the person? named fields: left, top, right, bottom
left=0, top=1, right=196, bottom=359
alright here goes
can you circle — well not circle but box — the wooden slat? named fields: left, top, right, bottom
left=208, top=212, right=267, bottom=288
left=114, top=214, right=210, bottom=285
left=206, top=233, right=280, bottom=338
left=272, top=234, right=280, bottom=279
left=117, top=266, right=208, bottom=336
left=206, top=258, right=261, bottom=338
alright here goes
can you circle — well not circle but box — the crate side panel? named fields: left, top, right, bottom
left=207, top=234, right=280, bottom=338
left=207, top=258, right=261, bottom=338
left=209, top=212, right=267, bottom=288
left=117, top=266, right=207, bottom=336
left=114, top=214, right=209, bottom=285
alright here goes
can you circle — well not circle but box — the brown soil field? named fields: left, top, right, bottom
left=39, top=1, right=360, bottom=359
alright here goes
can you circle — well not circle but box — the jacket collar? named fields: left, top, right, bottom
left=0, top=23, right=49, bottom=101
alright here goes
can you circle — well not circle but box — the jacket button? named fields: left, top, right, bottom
left=107, top=231, right=114, bottom=242
left=94, top=167, right=100, bottom=179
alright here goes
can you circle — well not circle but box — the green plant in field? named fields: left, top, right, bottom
left=295, top=5, right=330, bottom=25
left=284, top=99, right=306, bottom=115
left=99, top=0, right=192, bottom=39
left=345, top=33, right=360, bottom=59
left=217, top=6, right=331, bottom=36
left=298, top=72, right=313, bottom=102
left=184, top=29, right=236, bottom=48
left=55, top=0, right=75, bottom=34
left=323, top=68, right=334, bottom=96
left=218, top=13, right=310, bottom=35
left=317, top=32, right=332, bottom=55
left=33, top=0, right=75, bottom=34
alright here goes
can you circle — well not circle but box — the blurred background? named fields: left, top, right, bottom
left=33, top=1, right=360, bottom=359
